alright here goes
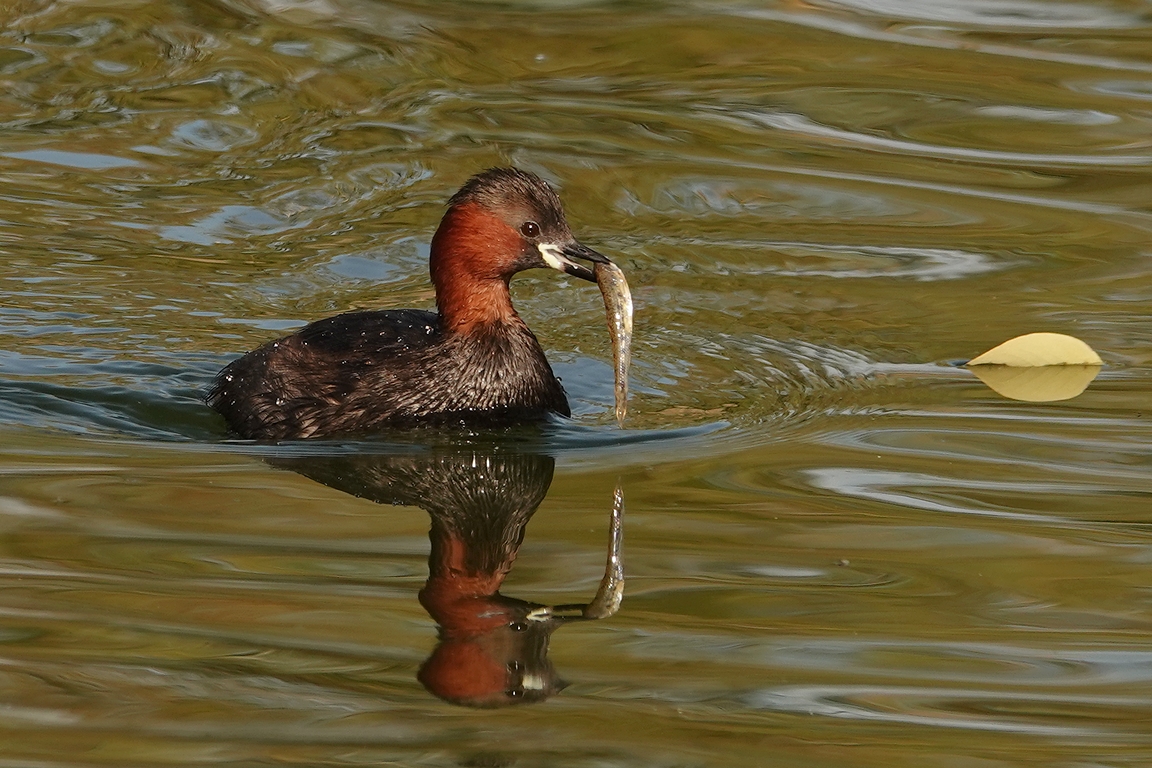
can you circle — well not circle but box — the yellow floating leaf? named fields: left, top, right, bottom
left=966, top=332, right=1102, bottom=367
left=969, top=364, right=1101, bottom=402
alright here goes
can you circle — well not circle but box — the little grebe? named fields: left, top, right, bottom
left=207, top=167, right=612, bottom=439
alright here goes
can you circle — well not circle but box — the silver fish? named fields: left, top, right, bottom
left=594, top=261, right=633, bottom=426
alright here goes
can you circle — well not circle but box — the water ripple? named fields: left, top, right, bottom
left=726, top=6, right=1152, bottom=74
left=811, top=0, right=1141, bottom=30
left=743, top=110, right=1152, bottom=168
left=745, top=685, right=1119, bottom=737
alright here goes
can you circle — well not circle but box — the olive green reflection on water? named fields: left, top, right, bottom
left=2, top=0, right=1152, bottom=765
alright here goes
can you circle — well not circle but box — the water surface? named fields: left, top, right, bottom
left=2, top=0, right=1152, bottom=765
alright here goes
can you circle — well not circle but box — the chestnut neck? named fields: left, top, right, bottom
left=419, top=526, right=514, bottom=630
left=430, top=203, right=523, bottom=333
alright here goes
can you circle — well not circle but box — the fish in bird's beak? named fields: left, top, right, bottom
left=538, top=238, right=633, bottom=426
left=537, top=240, right=612, bottom=282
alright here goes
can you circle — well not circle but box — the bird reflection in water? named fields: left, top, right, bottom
left=272, top=450, right=624, bottom=707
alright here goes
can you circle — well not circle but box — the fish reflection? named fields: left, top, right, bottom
left=272, top=450, right=623, bottom=707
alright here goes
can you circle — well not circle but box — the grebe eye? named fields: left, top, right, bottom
left=520, top=221, right=540, bottom=238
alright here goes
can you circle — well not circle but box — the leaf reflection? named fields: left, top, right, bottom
left=969, top=364, right=1102, bottom=402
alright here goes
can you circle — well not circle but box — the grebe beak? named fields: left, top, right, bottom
left=537, top=240, right=611, bottom=283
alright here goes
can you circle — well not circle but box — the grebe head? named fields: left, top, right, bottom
left=430, top=168, right=610, bottom=328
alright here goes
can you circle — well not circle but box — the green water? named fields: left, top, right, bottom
left=2, top=0, right=1152, bottom=765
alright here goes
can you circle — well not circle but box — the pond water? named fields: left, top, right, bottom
left=2, top=0, right=1152, bottom=765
